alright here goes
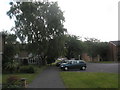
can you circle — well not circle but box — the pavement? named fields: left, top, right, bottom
left=28, top=66, right=65, bottom=88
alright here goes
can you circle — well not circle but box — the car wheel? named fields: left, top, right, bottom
left=81, top=66, right=86, bottom=70
left=64, top=67, right=68, bottom=71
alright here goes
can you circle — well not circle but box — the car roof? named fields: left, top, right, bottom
left=68, top=60, right=86, bottom=62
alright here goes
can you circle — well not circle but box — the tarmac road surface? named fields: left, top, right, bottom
left=61, top=63, right=119, bottom=73
left=28, top=66, right=65, bottom=88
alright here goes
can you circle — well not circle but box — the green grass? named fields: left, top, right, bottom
left=2, top=65, right=47, bottom=84
left=60, top=72, right=118, bottom=88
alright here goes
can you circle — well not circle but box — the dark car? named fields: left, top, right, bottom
left=56, top=60, right=68, bottom=67
left=60, top=60, right=87, bottom=71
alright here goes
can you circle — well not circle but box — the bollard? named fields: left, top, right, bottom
left=20, top=78, right=27, bottom=88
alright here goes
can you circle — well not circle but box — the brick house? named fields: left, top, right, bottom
left=82, top=53, right=92, bottom=62
left=82, top=53, right=100, bottom=62
left=108, top=41, right=120, bottom=61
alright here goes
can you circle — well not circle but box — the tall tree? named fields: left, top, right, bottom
left=84, top=37, right=109, bottom=61
left=97, top=42, right=109, bottom=61
left=2, top=31, right=19, bottom=67
left=7, top=1, right=67, bottom=64
left=46, top=35, right=67, bottom=64
left=65, top=35, right=84, bottom=60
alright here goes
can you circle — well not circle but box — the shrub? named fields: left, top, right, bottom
left=4, top=61, right=19, bottom=73
left=19, top=66, right=35, bottom=73
left=27, top=66, right=35, bottom=73
left=7, top=75, right=20, bottom=84
left=3, top=75, right=22, bottom=88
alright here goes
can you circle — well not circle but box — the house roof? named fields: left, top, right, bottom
left=110, top=41, right=120, bottom=46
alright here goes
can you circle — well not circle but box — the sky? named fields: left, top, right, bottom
left=0, top=0, right=119, bottom=42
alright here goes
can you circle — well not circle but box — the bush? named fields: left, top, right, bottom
left=3, top=75, right=22, bottom=88
left=19, top=66, right=35, bottom=73
left=4, top=61, right=20, bottom=73
left=7, top=75, right=20, bottom=84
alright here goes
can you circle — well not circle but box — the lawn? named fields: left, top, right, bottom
left=2, top=65, right=47, bottom=85
left=60, top=72, right=118, bottom=88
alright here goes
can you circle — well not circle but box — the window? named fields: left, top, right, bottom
left=79, top=61, right=84, bottom=63
left=76, top=61, right=80, bottom=63
left=73, top=61, right=77, bottom=64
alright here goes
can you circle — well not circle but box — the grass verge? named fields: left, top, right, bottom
left=60, top=72, right=118, bottom=88
left=2, top=65, right=47, bottom=85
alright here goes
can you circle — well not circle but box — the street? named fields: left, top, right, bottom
left=60, top=63, right=119, bottom=73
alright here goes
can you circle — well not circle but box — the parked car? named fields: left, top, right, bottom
left=60, top=60, right=87, bottom=71
left=56, top=60, right=68, bottom=67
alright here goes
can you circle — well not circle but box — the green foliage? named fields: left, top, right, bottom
left=3, top=44, right=15, bottom=64
left=4, top=61, right=19, bottom=73
left=46, top=35, right=67, bottom=64
left=3, top=66, right=47, bottom=85
left=2, top=31, right=20, bottom=68
left=5, top=34, right=17, bottom=44
left=64, top=36, right=109, bottom=61
left=7, top=1, right=67, bottom=64
left=65, top=35, right=84, bottom=59
left=3, top=75, right=22, bottom=88
left=97, top=42, right=109, bottom=61
left=6, top=75, right=20, bottom=85
left=19, top=66, right=35, bottom=73
left=84, top=41, right=98, bottom=57
left=84, top=38, right=109, bottom=60
left=1, top=31, right=18, bottom=44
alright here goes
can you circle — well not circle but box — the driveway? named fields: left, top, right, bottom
left=61, top=63, right=119, bottom=73
left=28, top=66, right=65, bottom=88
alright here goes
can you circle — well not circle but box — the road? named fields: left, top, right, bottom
left=85, top=63, right=119, bottom=73
left=61, top=63, right=119, bottom=73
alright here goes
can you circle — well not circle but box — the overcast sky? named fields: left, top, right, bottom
left=0, top=0, right=119, bottom=42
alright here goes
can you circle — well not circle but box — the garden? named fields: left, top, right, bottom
left=2, top=64, right=47, bottom=88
